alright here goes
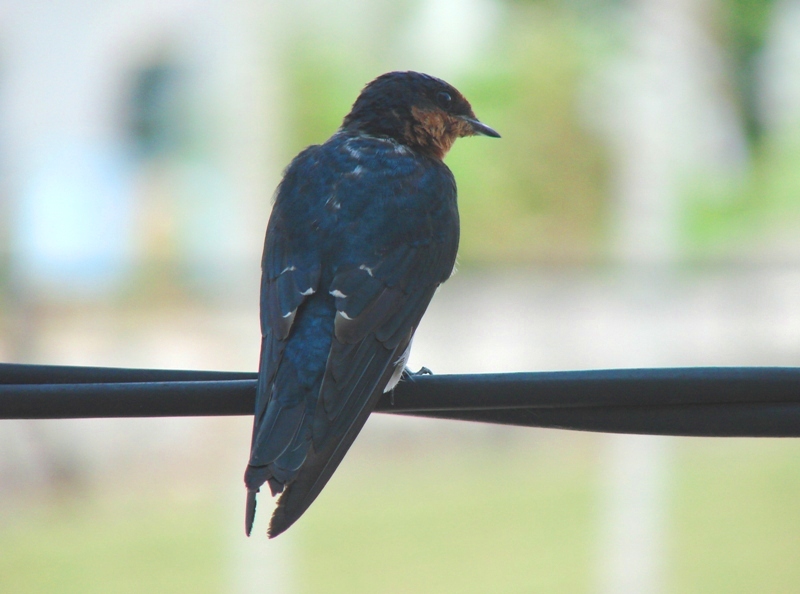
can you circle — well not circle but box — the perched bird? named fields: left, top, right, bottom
left=245, top=71, right=499, bottom=537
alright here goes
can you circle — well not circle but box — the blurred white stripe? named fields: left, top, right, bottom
left=596, top=435, right=670, bottom=594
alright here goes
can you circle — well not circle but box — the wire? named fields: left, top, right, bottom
left=2, top=363, right=800, bottom=437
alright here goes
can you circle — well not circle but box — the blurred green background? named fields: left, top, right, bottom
left=3, top=0, right=800, bottom=592
left=3, top=434, right=800, bottom=593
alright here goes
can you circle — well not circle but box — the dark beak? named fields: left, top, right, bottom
left=463, top=117, right=501, bottom=138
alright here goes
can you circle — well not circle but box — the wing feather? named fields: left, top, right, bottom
left=250, top=398, right=306, bottom=463
left=268, top=241, right=453, bottom=537
left=375, top=287, right=433, bottom=347
left=270, top=338, right=403, bottom=537
left=245, top=208, right=323, bottom=535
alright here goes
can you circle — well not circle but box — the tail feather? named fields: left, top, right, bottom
left=245, top=489, right=258, bottom=537
left=268, top=477, right=284, bottom=495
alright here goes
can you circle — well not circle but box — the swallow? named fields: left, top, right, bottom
left=244, top=71, right=499, bottom=537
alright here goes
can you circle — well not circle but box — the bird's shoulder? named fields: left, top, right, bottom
left=277, top=132, right=456, bottom=210
left=269, top=132, right=457, bottom=263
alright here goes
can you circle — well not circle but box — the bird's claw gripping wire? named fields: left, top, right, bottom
left=390, top=366, right=433, bottom=405
left=402, top=366, right=432, bottom=379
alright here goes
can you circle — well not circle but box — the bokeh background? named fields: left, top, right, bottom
left=2, top=0, right=800, bottom=592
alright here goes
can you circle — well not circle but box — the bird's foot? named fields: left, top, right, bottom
left=401, top=366, right=432, bottom=380
left=389, top=367, right=433, bottom=406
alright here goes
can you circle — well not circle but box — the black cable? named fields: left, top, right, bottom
left=2, top=363, right=800, bottom=437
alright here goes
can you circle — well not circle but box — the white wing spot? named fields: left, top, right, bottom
left=344, top=142, right=362, bottom=159
left=300, top=288, right=315, bottom=295
left=280, top=265, right=297, bottom=274
left=358, top=264, right=374, bottom=277
left=330, top=289, right=347, bottom=298
left=282, top=310, right=294, bottom=318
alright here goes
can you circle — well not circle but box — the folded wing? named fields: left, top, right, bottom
left=267, top=240, right=453, bottom=537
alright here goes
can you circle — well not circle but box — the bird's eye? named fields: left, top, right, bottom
left=436, top=91, right=452, bottom=109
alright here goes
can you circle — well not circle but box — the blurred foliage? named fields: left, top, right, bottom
left=448, top=7, right=611, bottom=264
left=684, top=138, right=800, bottom=260
left=282, top=48, right=373, bottom=159
left=683, top=102, right=800, bottom=258
left=722, top=0, right=776, bottom=139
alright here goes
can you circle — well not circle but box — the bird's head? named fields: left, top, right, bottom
left=341, top=71, right=500, bottom=160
